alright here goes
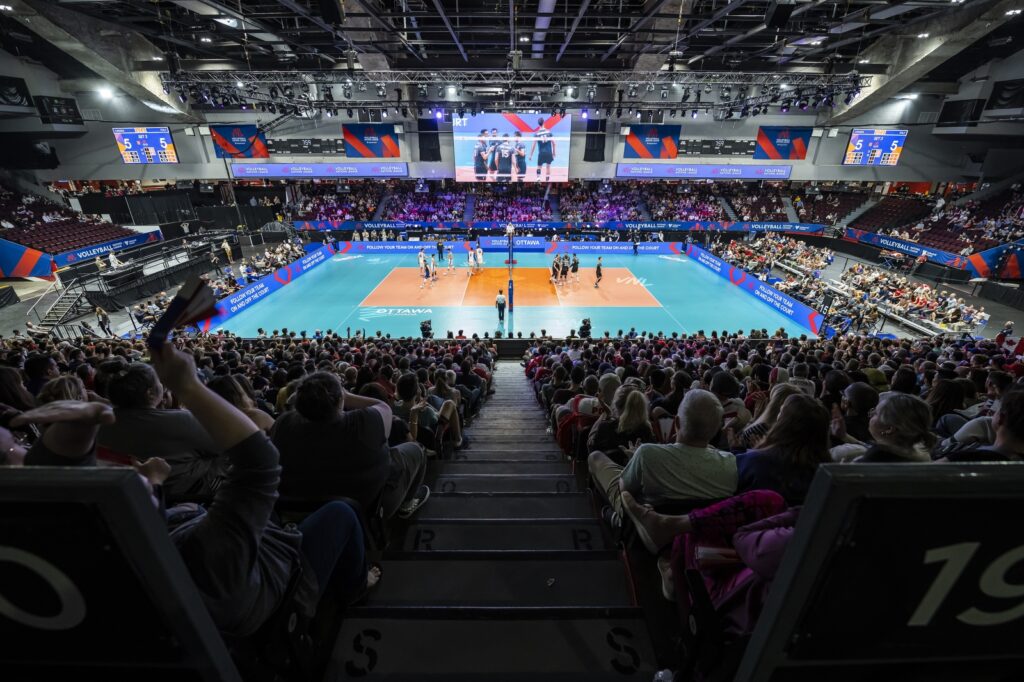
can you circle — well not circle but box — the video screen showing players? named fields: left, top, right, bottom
left=112, top=126, right=178, bottom=164
left=452, top=112, right=571, bottom=183
left=843, top=129, right=908, bottom=166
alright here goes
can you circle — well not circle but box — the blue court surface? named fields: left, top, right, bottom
left=218, top=251, right=809, bottom=338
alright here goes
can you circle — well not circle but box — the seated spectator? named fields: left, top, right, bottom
left=854, top=393, right=935, bottom=463
left=208, top=374, right=275, bottom=433
left=272, top=371, right=430, bottom=519
left=725, top=383, right=803, bottom=451
left=587, top=384, right=655, bottom=465
left=941, top=389, right=1024, bottom=462
left=589, top=389, right=737, bottom=517
left=97, top=361, right=224, bottom=500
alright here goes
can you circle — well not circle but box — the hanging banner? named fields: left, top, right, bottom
left=0, top=238, right=53, bottom=278
left=623, top=124, right=681, bottom=159
left=342, top=123, right=401, bottom=158
left=210, top=125, right=269, bottom=159
left=295, top=219, right=825, bottom=234
left=53, top=230, right=163, bottom=267
left=844, top=228, right=967, bottom=269
left=754, top=127, right=813, bottom=160
left=965, top=239, right=1024, bottom=279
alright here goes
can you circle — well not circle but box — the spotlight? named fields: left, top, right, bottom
left=235, top=80, right=244, bottom=89
left=660, top=88, right=668, bottom=100
left=325, top=109, right=333, bottom=117
left=681, top=88, right=691, bottom=103
left=268, top=102, right=277, bottom=113
left=401, top=107, right=408, bottom=117
left=798, top=99, right=809, bottom=110
left=283, top=86, right=294, bottom=98
left=780, top=101, right=790, bottom=113
left=635, top=110, right=641, bottom=119
left=615, top=107, right=622, bottom=117
left=447, top=84, right=457, bottom=95
left=628, top=85, right=638, bottom=98
left=581, top=109, right=588, bottom=119
left=435, top=109, right=443, bottom=120
left=417, top=85, right=428, bottom=98
left=200, top=36, right=213, bottom=43
left=98, top=86, right=113, bottom=100
left=587, top=88, right=596, bottom=103
left=567, top=86, right=575, bottom=98
left=347, top=108, right=353, bottom=117
left=382, top=109, right=388, bottom=118
left=324, top=87, right=334, bottom=102
left=342, top=86, right=352, bottom=99
left=301, top=82, right=310, bottom=93
left=844, top=93, right=854, bottom=105
left=646, top=83, right=655, bottom=92
left=269, top=86, right=279, bottom=99
left=377, top=84, right=386, bottom=97
left=917, top=33, right=930, bottom=38
left=437, top=86, right=445, bottom=98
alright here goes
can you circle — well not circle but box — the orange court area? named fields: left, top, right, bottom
left=359, top=267, right=661, bottom=308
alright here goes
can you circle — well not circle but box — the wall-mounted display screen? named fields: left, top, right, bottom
left=267, top=138, right=346, bottom=155
left=452, top=112, right=571, bottom=182
left=342, top=123, right=401, bottom=158
left=113, top=126, right=178, bottom=164
left=229, top=162, right=408, bottom=178
left=843, top=128, right=907, bottom=166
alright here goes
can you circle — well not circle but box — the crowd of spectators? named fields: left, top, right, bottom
left=527, top=325, right=1023, bottom=676
left=471, top=185, right=553, bottom=221
left=641, top=184, right=723, bottom=222
left=289, top=181, right=388, bottom=221
left=0, top=328, right=498, bottom=664
left=791, top=191, right=867, bottom=226
left=382, top=183, right=466, bottom=222
left=0, top=186, right=136, bottom=253
left=558, top=183, right=644, bottom=222
left=722, top=187, right=788, bottom=222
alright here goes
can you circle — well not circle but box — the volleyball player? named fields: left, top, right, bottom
left=446, top=245, right=454, bottom=274
left=467, top=247, right=476, bottom=276
left=496, top=133, right=513, bottom=183
left=487, top=127, right=500, bottom=181
left=473, top=130, right=489, bottom=181
left=571, top=253, right=580, bottom=282
left=514, top=131, right=527, bottom=183
left=594, top=256, right=603, bottom=289
left=475, top=244, right=485, bottom=272
left=420, top=256, right=431, bottom=289
left=417, top=248, right=426, bottom=272
left=551, top=255, right=561, bottom=285
left=559, top=255, right=569, bottom=285
left=430, top=254, right=438, bottom=282
left=530, top=118, right=556, bottom=183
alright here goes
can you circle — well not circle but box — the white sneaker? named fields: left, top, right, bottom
left=398, top=485, right=431, bottom=518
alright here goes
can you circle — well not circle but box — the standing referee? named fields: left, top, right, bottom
left=594, top=257, right=603, bottom=289
left=496, top=288, right=507, bottom=322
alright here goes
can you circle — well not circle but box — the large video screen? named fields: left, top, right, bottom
left=113, top=126, right=178, bottom=164
left=452, top=112, right=571, bottom=182
left=843, top=128, right=907, bottom=166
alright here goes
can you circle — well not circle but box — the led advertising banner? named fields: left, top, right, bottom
left=844, top=228, right=966, bottom=269
left=229, top=162, right=409, bottom=178
left=210, top=125, right=269, bottom=159
left=113, top=127, right=178, bottom=164
left=452, top=112, right=572, bottom=183
left=615, top=163, right=792, bottom=179
left=843, top=129, right=908, bottom=166
left=754, top=127, right=813, bottom=160
left=342, top=123, right=401, bottom=158
left=623, top=124, right=681, bottom=159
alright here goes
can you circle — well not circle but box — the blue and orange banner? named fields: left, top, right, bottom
left=623, top=124, right=681, bottom=159
left=342, top=123, right=401, bottom=158
left=965, top=239, right=1024, bottom=280
left=0, top=238, right=54, bottom=278
left=754, top=127, right=812, bottom=160
left=53, top=231, right=163, bottom=267
left=211, top=125, right=269, bottom=159
left=844, top=228, right=966, bottom=269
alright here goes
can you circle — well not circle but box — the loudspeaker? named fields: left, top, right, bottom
left=584, top=119, right=606, bottom=163
left=764, top=0, right=796, bottom=28
left=417, top=118, right=441, bottom=162
left=318, top=0, right=345, bottom=25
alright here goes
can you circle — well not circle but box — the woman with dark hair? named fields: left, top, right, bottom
left=925, top=378, right=965, bottom=424
left=208, top=374, right=274, bottom=432
left=0, top=366, right=35, bottom=412
left=735, top=394, right=831, bottom=504
left=272, top=371, right=430, bottom=519
left=96, top=361, right=222, bottom=500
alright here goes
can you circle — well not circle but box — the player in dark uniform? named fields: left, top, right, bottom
left=513, top=131, right=527, bottom=183
left=487, top=127, right=500, bottom=180
left=496, top=134, right=513, bottom=183
left=570, top=253, right=579, bottom=282
left=530, top=118, right=556, bottom=183
left=594, top=256, right=603, bottom=289
left=473, top=130, right=489, bottom=181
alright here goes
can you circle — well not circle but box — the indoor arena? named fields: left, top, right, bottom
left=1, top=1, right=1023, bottom=681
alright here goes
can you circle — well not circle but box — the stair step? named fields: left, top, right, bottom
left=398, top=520, right=609, bottom=551
left=432, top=474, right=579, bottom=494
left=366, top=556, right=631, bottom=607
left=453, top=449, right=563, bottom=462
left=417, top=493, right=593, bottom=520
left=330, top=614, right=657, bottom=679
left=430, top=460, right=569, bottom=476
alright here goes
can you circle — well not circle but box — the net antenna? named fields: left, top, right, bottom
left=505, top=222, right=516, bottom=312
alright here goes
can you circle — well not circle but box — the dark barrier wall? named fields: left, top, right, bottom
left=979, top=281, right=1024, bottom=311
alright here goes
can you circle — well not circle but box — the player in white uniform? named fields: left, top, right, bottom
left=467, top=248, right=476, bottom=276
left=417, top=248, right=427, bottom=271
left=446, top=246, right=454, bottom=274
left=430, top=254, right=438, bottom=282
left=475, top=246, right=485, bottom=272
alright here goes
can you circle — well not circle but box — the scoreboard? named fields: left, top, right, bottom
left=678, top=139, right=757, bottom=157
left=843, top=128, right=907, bottom=166
left=112, top=127, right=178, bottom=164
left=266, top=138, right=345, bottom=155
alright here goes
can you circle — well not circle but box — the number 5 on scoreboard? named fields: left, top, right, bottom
left=907, top=542, right=1024, bottom=627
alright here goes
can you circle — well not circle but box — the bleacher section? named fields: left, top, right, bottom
left=0, top=187, right=136, bottom=255
left=380, top=182, right=466, bottom=222
left=292, top=180, right=388, bottom=221
left=793, top=191, right=869, bottom=226
left=848, top=196, right=932, bottom=233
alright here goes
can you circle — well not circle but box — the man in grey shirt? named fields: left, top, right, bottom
left=589, top=389, right=737, bottom=515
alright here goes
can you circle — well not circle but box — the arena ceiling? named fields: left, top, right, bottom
left=32, top=0, right=1006, bottom=73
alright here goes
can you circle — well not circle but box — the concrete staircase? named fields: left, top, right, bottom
left=717, top=195, right=738, bottom=221
left=838, top=196, right=879, bottom=228
left=330, top=362, right=657, bottom=680
left=781, top=196, right=800, bottom=222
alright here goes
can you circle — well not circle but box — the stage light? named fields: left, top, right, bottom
left=616, top=107, right=622, bottom=117
left=635, top=110, right=642, bottom=119
left=301, top=83, right=310, bottom=93
left=917, top=33, right=929, bottom=38
left=437, top=86, right=445, bottom=98
left=581, top=109, right=588, bottom=119
left=401, top=107, right=408, bottom=117
left=382, top=109, right=388, bottom=118
left=587, top=88, right=596, bottom=102
left=347, top=108, right=353, bottom=117
left=680, top=88, right=691, bottom=103
left=859, top=58, right=869, bottom=64
left=98, top=86, right=113, bottom=100
left=269, top=86, right=279, bottom=99
left=325, top=108, right=333, bottom=117
left=447, top=84, right=457, bottom=95
left=646, top=83, right=655, bottom=92
left=660, top=88, right=668, bottom=99
left=798, top=99, right=809, bottom=110
left=268, top=102, right=277, bottom=113
left=342, top=86, right=352, bottom=99
left=235, top=81, right=244, bottom=89
left=628, top=85, right=638, bottom=98
left=435, top=109, right=443, bottom=119
left=200, top=36, right=213, bottom=43
left=377, top=84, right=387, bottom=97
left=283, top=86, right=294, bottom=98
left=780, top=101, right=790, bottom=112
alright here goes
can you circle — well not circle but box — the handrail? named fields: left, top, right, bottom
left=25, top=277, right=62, bottom=323
left=36, top=278, right=81, bottom=326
